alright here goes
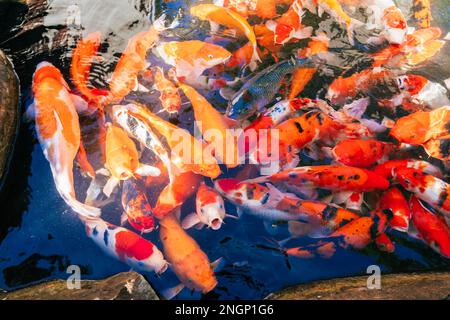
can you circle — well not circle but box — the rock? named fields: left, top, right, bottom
left=0, top=272, right=159, bottom=300
left=0, top=50, right=19, bottom=189
left=267, top=272, right=450, bottom=300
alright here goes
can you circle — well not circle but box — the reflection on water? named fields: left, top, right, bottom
left=0, top=0, right=449, bottom=299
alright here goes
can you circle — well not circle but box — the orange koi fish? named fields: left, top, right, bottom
left=159, top=213, right=220, bottom=299
left=152, top=67, right=182, bottom=114
left=379, top=187, right=411, bottom=232
left=225, top=42, right=267, bottom=70
left=155, top=40, right=232, bottom=88
left=83, top=217, right=168, bottom=274
left=121, top=178, right=156, bottom=233
left=394, top=167, right=450, bottom=217
left=153, top=171, right=202, bottom=219
left=247, top=165, right=390, bottom=192
left=117, top=103, right=221, bottom=178
left=410, top=196, right=450, bottom=258
left=71, top=32, right=112, bottom=107
left=180, top=83, right=239, bottom=168
left=190, top=4, right=260, bottom=70
left=331, top=139, right=393, bottom=168
left=412, top=0, right=432, bottom=29
left=280, top=210, right=394, bottom=258
left=253, top=111, right=343, bottom=169
left=390, top=106, right=450, bottom=161
left=289, top=34, right=329, bottom=99
left=104, top=124, right=160, bottom=196
left=265, top=0, right=313, bottom=45
left=32, top=62, right=101, bottom=218
left=109, top=15, right=170, bottom=101
left=182, top=182, right=228, bottom=230
left=373, top=159, right=443, bottom=180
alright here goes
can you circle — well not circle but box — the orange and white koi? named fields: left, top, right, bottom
left=159, top=213, right=220, bottom=299
left=152, top=67, right=181, bottom=114
left=114, top=103, right=221, bottom=178
left=390, top=106, right=450, bottom=161
left=121, top=178, right=156, bottom=233
left=373, top=159, right=443, bottom=180
left=279, top=210, right=394, bottom=258
left=265, top=0, right=313, bottom=45
left=153, top=171, right=202, bottom=219
left=179, top=83, right=239, bottom=168
left=104, top=123, right=160, bottom=196
left=182, top=183, right=228, bottom=230
left=247, top=165, right=390, bottom=193
left=109, top=15, right=171, bottom=101
left=32, top=62, right=101, bottom=218
left=215, top=179, right=359, bottom=235
left=331, top=139, right=393, bottom=168
left=394, top=167, right=450, bottom=217
left=379, top=187, right=411, bottom=232
left=71, top=32, right=112, bottom=107
left=409, top=196, right=450, bottom=258
left=83, top=216, right=168, bottom=274
left=190, top=3, right=260, bottom=70
left=155, top=40, right=232, bottom=88
left=253, top=111, right=343, bottom=169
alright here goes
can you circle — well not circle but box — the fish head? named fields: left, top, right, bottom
left=227, top=90, right=255, bottom=120
left=214, top=178, right=269, bottom=207
left=382, top=6, right=407, bottom=45
left=194, top=42, right=232, bottom=68
left=390, top=112, right=429, bottom=144
left=32, top=62, right=68, bottom=91
left=160, top=88, right=182, bottom=113
left=199, top=198, right=226, bottom=230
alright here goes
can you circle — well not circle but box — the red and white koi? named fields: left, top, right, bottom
left=379, top=187, right=411, bottom=232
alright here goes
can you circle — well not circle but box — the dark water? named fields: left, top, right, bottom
left=0, top=0, right=449, bottom=300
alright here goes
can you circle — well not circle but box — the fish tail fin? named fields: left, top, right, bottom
left=153, top=12, right=180, bottom=33
left=61, top=190, right=102, bottom=218
left=248, top=46, right=261, bottom=71
left=161, top=283, right=185, bottom=300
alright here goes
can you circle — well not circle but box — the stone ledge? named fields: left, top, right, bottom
left=266, top=272, right=450, bottom=300
left=0, top=272, right=159, bottom=300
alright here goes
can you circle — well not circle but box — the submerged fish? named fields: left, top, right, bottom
left=32, top=62, right=101, bottom=218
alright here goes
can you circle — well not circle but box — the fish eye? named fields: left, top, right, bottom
left=208, top=54, right=214, bottom=59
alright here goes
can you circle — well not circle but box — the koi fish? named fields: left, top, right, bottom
left=153, top=171, right=202, bottom=219
left=83, top=216, right=168, bottom=274
left=152, top=67, right=182, bottom=114
left=225, top=42, right=265, bottom=70
left=215, top=179, right=359, bottom=236
left=379, top=187, right=411, bottom=232
left=279, top=210, right=394, bottom=258
left=109, top=15, right=171, bottom=101
left=71, top=32, right=112, bottom=107
left=253, top=111, right=343, bottom=169
left=104, top=123, right=160, bottom=196
left=32, top=62, right=101, bottom=218
left=373, top=159, right=443, bottom=180
left=412, top=0, right=432, bottom=29
left=247, top=165, right=390, bottom=193
left=394, top=167, right=450, bottom=217
left=155, top=40, right=232, bottom=88
left=289, top=34, right=329, bottom=99
left=190, top=4, right=260, bottom=70
left=331, top=139, right=393, bottom=168
left=182, top=183, right=228, bottom=230
left=409, top=196, right=450, bottom=258
left=179, top=84, right=239, bottom=168
left=226, top=57, right=315, bottom=120
left=121, top=178, right=156, bottom=233
left=116, top=103, right=221, bottom=178
left=265, top=0, right=313, bottom=45
left=390, top=106, right=450, bottom=161
left=160, top=213, right=220, bottom=299
left=327, top=68, right=398, bottom=106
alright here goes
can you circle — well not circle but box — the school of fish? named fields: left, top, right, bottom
left=27, top=0, right=449, bottom=299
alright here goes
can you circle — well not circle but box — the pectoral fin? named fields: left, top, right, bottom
left=181, top=213, right=202, bottom=230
